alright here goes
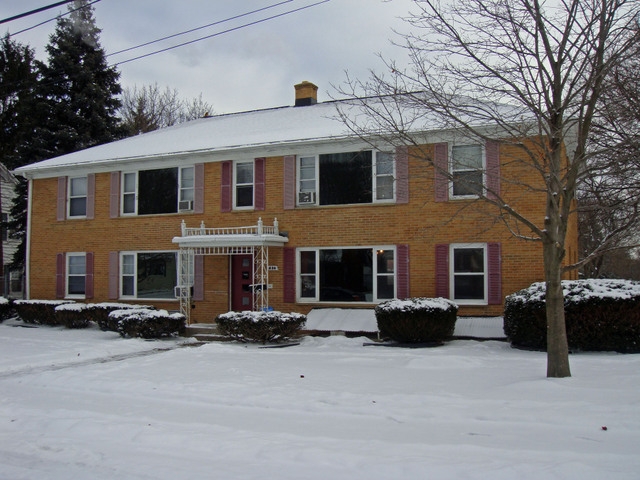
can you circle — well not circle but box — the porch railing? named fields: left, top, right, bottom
left=180, top=217, right=279, bottom=237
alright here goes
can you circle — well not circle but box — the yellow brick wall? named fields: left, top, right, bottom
left=27, top=142, right=578, bottom=322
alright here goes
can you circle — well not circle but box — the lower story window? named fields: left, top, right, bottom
left=298, top=247, right=395, bottom=302
left=121, top=252, right=177, bottom=299
left=451, top=243, right=487, bottom=303
left=67, top=253, right=86, bottom=297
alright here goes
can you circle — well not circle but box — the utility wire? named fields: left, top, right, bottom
left=113, top=0, right=331, bottom=66
left=10, top=0, right=101, bottom=36
left=0, top=0, right=76, bottom=25
left=108, top=0, right=294, bottom=58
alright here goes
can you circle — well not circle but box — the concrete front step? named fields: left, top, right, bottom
left=183, top=323, right=231, bottom=342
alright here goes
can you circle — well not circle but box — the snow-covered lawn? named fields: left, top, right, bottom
left=1, top=318, right=638, bottom=480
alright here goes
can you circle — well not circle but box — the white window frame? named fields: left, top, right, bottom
left=297, top=155, right=317, bottom=206
left=179, top=166, right=195, bottom=210
left=119, top=251, right=179, bottom=301
left=296, top=245, right=396, bottom=303
left=449, top=144, right=485, bottom=199
left=121, top=166, right=195, bottom=216
left=121, top=171, right=138, bottom=215
left=66, top=252, right=86, bottom=299
left=233, top=160, right=254, bottom=209
left=373, top=151, right=396, bottom=202
left=296, top=150, right=396, bottom=206
left=68, top=176, right=88, bottom=218
left=450, top=243, right=488, bottom=305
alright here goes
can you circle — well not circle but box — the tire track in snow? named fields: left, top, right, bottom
left=0, top=342, right=200, bottom=379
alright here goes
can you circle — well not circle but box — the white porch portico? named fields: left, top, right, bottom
left=172, top=218, right=288, bottom=324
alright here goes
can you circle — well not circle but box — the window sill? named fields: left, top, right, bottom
left=453, top=299, right=488, bottom=306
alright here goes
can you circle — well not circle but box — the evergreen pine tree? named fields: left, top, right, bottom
left=36, top=0, right=124, bottom=157
left=0, top=35, right=38, bottom=171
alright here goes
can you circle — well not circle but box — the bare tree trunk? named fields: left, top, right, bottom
left=544, top=240, right=571, bottom=378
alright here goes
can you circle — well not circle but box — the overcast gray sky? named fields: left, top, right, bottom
left=1, top=0, right=415, bottom=113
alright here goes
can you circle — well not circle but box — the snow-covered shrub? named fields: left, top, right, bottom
left=109, top=308, right=185, bottom=339
left=54, top=303, right=91, bottom=329
left=88, top=303, right=155, bottom=332
left=215, top=311, right=306, bottom=344
left=375, top=298, right=458, bottom=344
left=504, top=279, right=640, bottom=352
left=0, top=297, right=13, bottom=322
left=14, top=299, right=75, bottom=325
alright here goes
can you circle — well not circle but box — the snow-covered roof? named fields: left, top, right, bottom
left=14, top=100, right=365, bottom=179
left=13, top=93, right=525, bottom=179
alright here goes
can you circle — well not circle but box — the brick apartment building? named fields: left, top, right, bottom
left=14, top=82, right=578, bottom=324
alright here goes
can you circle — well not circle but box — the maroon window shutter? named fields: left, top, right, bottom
left=487, top=242, right=502, bottom=305
left=221, top=161, right=232, bottom=212
left=108, top=251, right=119, bottom=299
left=435, top=244, right=450, bottom=298
left=283, top=247, right=296, bottom=303
left=85, top=252, right=94, bottom=299
left=193, top=163, right=205, bottom=214
left=86, top=174, right=95, bottom=219
left=283, top=155, right=296, bottom=210
left=434, top=143, right=449, bottom=202
left=485, top=140, right=500, bottom=200
left=56, top=253, right=65, bottom=298
left=57, top=177, right=67, bottom=221
left=396, top=244, right=410, bottom=299
left=193, top=254, right=204, bottom=301
left=109, top=172, right=120, bottom=218
left=395, top=146, right=409, bottom=204
left=254, top=157, right=266, bottom=211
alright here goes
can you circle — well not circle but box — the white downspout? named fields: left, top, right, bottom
left=24, top=178, right=33, bottom=299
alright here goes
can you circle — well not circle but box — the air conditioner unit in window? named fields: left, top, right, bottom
left=178, top=200, right=193, bottom=211
left=298, top=191, right=316, bottom=205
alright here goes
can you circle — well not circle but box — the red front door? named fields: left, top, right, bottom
left=231, top=255, right=253, bottom=311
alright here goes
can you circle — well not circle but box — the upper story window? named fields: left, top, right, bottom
left=296, top=150, right=395, bottom=206
left=297, top=246, right=396, bottom=303
left=68, top=176, right=87, bottom=217
left=235, top=161, right=254, bottom=208
left=451, top=243, right=487, bottom=304
left=450, top=144, right=484, bottom=197
left=67, top=253, right=86, bottom=298
left=122, top=166, right=194, bottom=215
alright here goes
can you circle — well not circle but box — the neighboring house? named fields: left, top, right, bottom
left=0, top=163, right=23, bottom=299
left=14, top=81, right=578, bottom=324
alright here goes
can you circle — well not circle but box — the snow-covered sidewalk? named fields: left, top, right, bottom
left=305, top=308, right=505, bottom=339
left=1, top=318, right=638, bottom=480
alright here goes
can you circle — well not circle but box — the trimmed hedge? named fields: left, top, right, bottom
left=0, top=297, right=13, bottom=322
left=215, top=311, right=306, bottom=343
left=110, top=308, right=186, bottom=339
left=504, top=279, right=640, bottom=352
left=89, top=303, right=155, bottom=332
left=14, top=300, right=75, bottom=325
left=54, top=303, right=91, bottom=329
left=375, top=297, right=458, bottom=344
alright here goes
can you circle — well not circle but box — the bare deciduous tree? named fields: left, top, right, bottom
left=120, top=83, right=213, bottom=135
left=338, top=0, right=640, bottom=377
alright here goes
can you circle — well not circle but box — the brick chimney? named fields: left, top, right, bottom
left=294, top=81, right=318, bottom=106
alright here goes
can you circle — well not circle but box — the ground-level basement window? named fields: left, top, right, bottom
left=120, top=252, right=177, bottom=299
left=298, top=246, right=395, bottom=302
